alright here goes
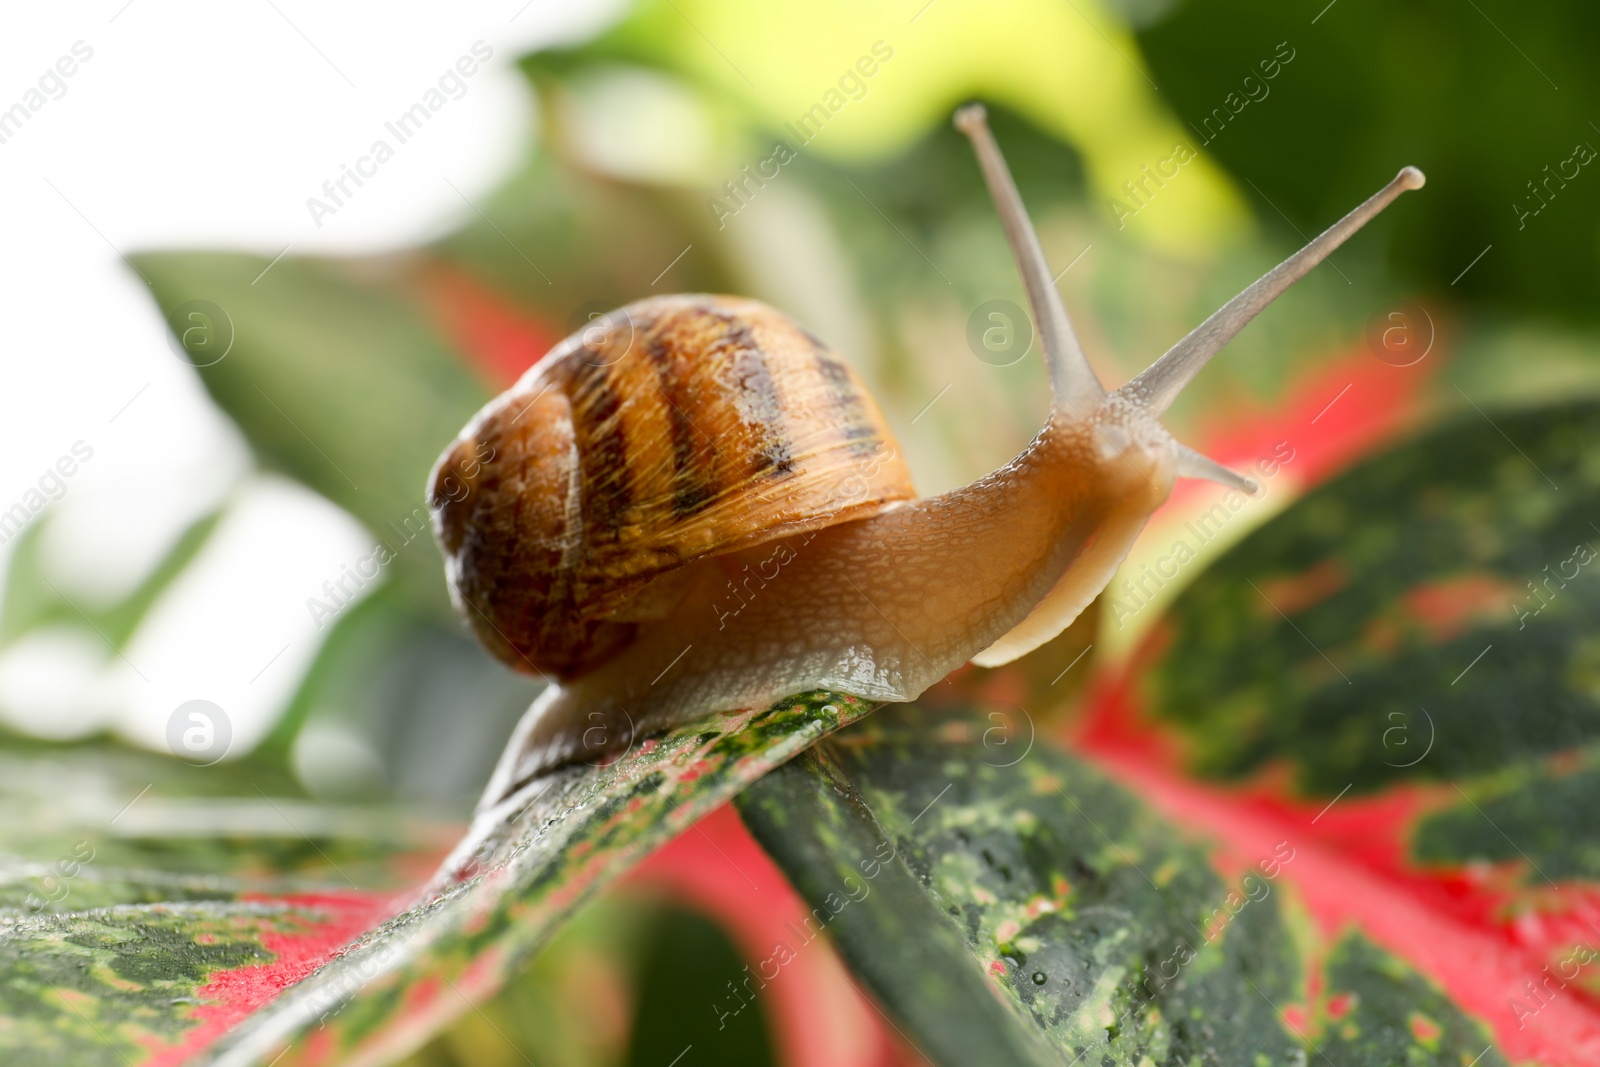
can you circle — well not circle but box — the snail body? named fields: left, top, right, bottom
left=432, top=106, right=1425, bottom=806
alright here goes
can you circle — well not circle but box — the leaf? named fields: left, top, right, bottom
left=1142, top=399, right=1600, bottom=795
left=0, top=508, right=223, bottom=651
left=1067, top=396, right=1600, bottom=1063
left=1413, top=754, right=1600, bottom=881
left=1, top=895, right=392, bottom=1067
left=623, top=902, right=779, bottom=1066
left=0, top=741, right=438, bottom=1067
left=739, top=704, right=1510, bottom=1065
left=0, top=693, right=875, bottom=1066
left=208, top=693, right=872, bottom=1066
left=736, top=747, right=1060, bottom=1067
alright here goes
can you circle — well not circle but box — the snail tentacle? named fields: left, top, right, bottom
left=1125, top=166, right=1426, bottom=416
left=1171, top=441, right=1259, bottom=494
left=955, top=103, right=1107, bottom=414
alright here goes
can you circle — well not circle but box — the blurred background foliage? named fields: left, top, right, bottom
left=5, top=0, right=1600, bottom=1063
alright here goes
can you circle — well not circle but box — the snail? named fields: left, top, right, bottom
left=430, top=104, right=1424, bottom=807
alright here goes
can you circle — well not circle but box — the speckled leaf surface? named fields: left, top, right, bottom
left=735, top=746, right=1061, bottom=1067
left=1145, top=399, right=1600, bottom=796
left=1, top=899, right=391, bottom=1067
left=0, top=695, right=871, bottom=1066
left=740, top=704, right=1508, bottom=1066
left=0, top=743, right=434, bottom=1067
left=197, top=692, right=873, bottom=1066
left=1066, top=397, right=1600, bottom=1064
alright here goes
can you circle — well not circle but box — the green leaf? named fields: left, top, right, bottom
left=0, top=742, right=443, bottom=1067
left=0, top=685, right=872, bottom=1065
left=1086, top=394, right=1600, bottom=1059
left=4, top=907, right=277, bottom=1067
left=0, top=735, right=439, bottom=882
left=1318, top=935, right=1506, bottom=1065
left=1413, top=750, right=1600, bottom=881
left=1, top=507, right=223, bottom=650
left=624, top=903, right=779, bottom=1067
left=180, top=693, right=872, bottom=1065
left=739, top=704, right=1509, bottom=1066
left=736, top=746, right=1060, bottom=1067
left=1143, top=398, right=1600, bottom=795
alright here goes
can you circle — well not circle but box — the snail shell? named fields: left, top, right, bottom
left=430, top=294, right=915, bottom=679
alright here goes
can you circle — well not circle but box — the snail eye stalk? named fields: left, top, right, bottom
left=955, top=103, right=1106, bottom=414
left=1124, top=166, right=1425, bottom=416
left=957, top=101, right=1424, bottom=492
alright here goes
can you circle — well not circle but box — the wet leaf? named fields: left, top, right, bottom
left=1079, top=395, right=1600, bottom=1064
left=193, top=693, right=873, bottom=1065
left=1143, top=399, right=1600, bottom=795
left=739, top=704, right=1509, bottom=1066
left=0, top=694, right=872, bottom=1065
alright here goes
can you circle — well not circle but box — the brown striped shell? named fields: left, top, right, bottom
left=428, top=294, right=916, bottom=680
